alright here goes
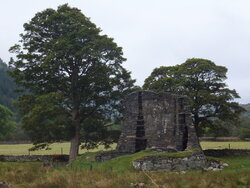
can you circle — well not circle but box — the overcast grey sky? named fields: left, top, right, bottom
left=1, top=0, right=250, bottom=103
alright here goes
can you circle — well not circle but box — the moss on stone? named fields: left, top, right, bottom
left=134, top=150, right=192, bottom=160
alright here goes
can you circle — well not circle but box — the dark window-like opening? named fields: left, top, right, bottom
left=137, top=115, right=143, bottom=120
left=179, top=114, right=186, bottom=124
left=137, top=119, right=144, bottom=125
left=182, top=126, right=188, bottom=150
left=135, top=138, right=147, bottom=152
left=178, top=98, right=184, bottom=110
left=136, top=126, right=145, bottom=137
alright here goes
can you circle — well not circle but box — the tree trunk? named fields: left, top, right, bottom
left=69, top=107, right=81, bottom=163
left=194, top=114, right=201, bottom=136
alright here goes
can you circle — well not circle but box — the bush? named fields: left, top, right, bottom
left=239, top=128, right=250, bottom=140
left=0, top=155, right=5, bottom=161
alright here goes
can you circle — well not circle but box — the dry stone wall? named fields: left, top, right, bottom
left=204, top=149, right=250, bottom=157
left=132, top=151, right=207, bottom=172
left=0, top=155, right=68, bottom=162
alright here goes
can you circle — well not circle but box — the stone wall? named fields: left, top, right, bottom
left=204, top=149, right=250, bottom=157
left=95, top=152, right=131, bottom=162
left=117, top=91, right=201, bottom=153
left=132, top=151, right=207, bottom=172
left=0, top=155, right=68, bottom=162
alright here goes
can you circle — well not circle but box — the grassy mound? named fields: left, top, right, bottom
left=70, top=150, right=192, bottom=173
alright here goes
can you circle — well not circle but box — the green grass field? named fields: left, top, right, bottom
left=0, top=141, right=250, bottom=155
left=0, top=142, right=116, bottom=155
left=1, top=142, right=250, bottom=187
left=200, top=141, right=250, bottom=150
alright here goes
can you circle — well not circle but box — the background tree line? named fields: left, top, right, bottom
left=0, top=58, right=18, bottom=110
left=2, top=56, right=250, bottom=141
left=0, top=58, right=27, bottom=141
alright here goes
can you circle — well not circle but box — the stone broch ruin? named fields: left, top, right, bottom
left=96, top=90, right=208, bottom=171
left=117, top=90, right=201, bottom=153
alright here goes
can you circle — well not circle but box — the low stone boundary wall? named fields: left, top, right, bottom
left=132, top=151, right=207, bottom=172
left=1, top=149, right=250, bottom=162
left=199, top=137, right=250, bottom=141
left=203, top=149, right=250, bottom=157
left=0, top=155, right=69, bottom=162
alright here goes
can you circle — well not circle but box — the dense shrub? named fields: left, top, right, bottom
left=239, top=128, right=250, bottom=140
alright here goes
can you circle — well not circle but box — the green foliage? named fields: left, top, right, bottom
left=0, top=104, right=13, bottom=125
left=9, top=4, right=135, bottom=157
left=0, top=58, right=28, bottom=141
left=240, top=104, right=250, bottom=128
left=0, top=59, right=18, bottom=111
left=239, top=128, right=250, bottom=140
left=80, top=118, right=121, bottom=150
left=237, top=104, right=250, bottom=139
left=202, top=119, right=237, bottom=137
left=241, top=103, right=250, bottom=112
left=0, top=104, right=15, bottom=140
left=144, top=58, right=244, bottom=136
left=19, top=93, right=72, bottom=146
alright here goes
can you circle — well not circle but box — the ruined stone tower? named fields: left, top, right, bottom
left=117, top=90, right=201, bottom=153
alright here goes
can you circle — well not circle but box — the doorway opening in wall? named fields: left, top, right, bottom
left=182, top=126, right=188, bottom=150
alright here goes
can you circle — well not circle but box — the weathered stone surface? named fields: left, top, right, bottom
left=95, top=151, right=131, bottom=162
left=204, top=158, right=229, bottom=171
left=0, top=155, right=68, bottom=162
left=0, top=182, right=11, bottom=188
left=96, top=90, right=207, bottom=171
left=132, top=151, right=207, bottom=172
left=117, top=90, right=201, bottom=153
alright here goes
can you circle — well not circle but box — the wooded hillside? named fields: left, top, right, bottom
left=0, top=58, right=18, bottom=110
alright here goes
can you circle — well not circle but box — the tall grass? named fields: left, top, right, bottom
left=1, top=142, right=250, bottom=187
left=1, top=160, right=250, bottom=188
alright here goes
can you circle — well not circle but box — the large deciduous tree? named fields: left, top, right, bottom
left=143, top=58, right=244, bottom=135
left=9, top=4, right=135, bottom=162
